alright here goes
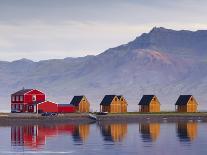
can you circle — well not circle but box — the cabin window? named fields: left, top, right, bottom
left=32, top=95, right=36, bottom=101
left=29, top=106, right=33, bottom=110
left=20, top=96, right=23, bottom=102
left=115, top=98, right=117, bottom=101
left=12, top=96, right=15, bottom=102
left=121, top=99, right=123, bottom=101
left=16, top=96, right=19, bottom=102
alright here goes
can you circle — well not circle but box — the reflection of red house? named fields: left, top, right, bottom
left=11, top=124, right=76, bottom=149
left=11, top=89, right=45, bottom=113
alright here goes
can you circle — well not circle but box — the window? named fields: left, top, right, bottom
left=32, top=95, right=36, bottom=101
left=12, top=96, right=15, bottom=102
left=16, top=96, right=19, bottom=102
left=11, top=104, right=15, bottom=110
left=20, top=104, right=23, bottom=110
left=20, top=96, right=23, bottom=102
left=115, top=98, right=117, bottom=101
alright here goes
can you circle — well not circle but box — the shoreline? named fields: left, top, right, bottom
left=0, top=112, right=207, bottom=125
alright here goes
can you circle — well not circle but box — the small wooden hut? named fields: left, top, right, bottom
left=70, top=96, right=90, bottom=113
left=138, top=95, right=160, bottom=112
left=100, top=95, right=121, bottom=113
left=117, top=95, right=127, bottom=112
left=175, top=95, right=198, bottom=112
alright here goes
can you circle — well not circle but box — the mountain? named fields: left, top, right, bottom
left=1, top=27, right=207, bottom=111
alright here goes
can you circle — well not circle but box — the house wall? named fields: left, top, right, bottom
left=38, top=101, right=58, bottom=113
left=77, top=97, right=90, bottom=112
left=120, top=97, right=127, bottom=113
left=58, top=105, right=75, bottom=113
left=110, top=97, right=121, bottom=113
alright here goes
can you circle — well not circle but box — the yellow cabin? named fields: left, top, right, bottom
left=100, top=95, right=126, bottom=113
left=139, top=123, right=160, bottom=141
left=70, top=96, right=90, bottom=112
left=138, top=95, right=160, bottom=112
left=117, top=95, right=128, bottom=112
left=177, top=122, right=197, bottom=141
left=175, top=95, right=198, bottom=112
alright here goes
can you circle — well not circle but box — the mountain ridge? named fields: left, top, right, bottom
left=0, top=27, right=207, bottom=111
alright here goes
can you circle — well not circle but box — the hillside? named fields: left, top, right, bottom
left=1, top=27, right=207, bottom=111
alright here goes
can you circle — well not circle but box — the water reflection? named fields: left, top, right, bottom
left=176, top=122, right=198, bottom=142
left=72, top=124, right=90, bottom=143
left=139, top=123, right=160, bottom=142
left=11, top=123, right=90, bottom=149
left=99, top=123, right=128, bottom=142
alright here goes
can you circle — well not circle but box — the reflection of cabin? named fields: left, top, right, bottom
left=100, top=123, right=128, bottom=142
left=100, top=95, right=121, bottom=113
left=72, top=124, right=90, bottom=142
left=138, top=95, right=160, bottom=112
left=139, top=123, right=160, bottom=142
left=175, top=95, right=198, bottom=112
left=117, top=95, right=127, bottom=112
left=70, top=96, right=90, bottom=112
left=176, top=122, right=197, bottom=141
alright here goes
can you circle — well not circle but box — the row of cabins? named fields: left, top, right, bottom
left=10, top=88, right=198, bottom=113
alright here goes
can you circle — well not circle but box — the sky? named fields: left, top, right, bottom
left=0, top=0, right=207, bottom=61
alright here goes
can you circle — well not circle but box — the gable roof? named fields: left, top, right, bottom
left=138, top=95, right=156, bottom=105
left=70, top=96, right=84, bottom=106
left=100, top=95, right=117, bottom=105
left=12, top=89, right=33, bottom=96
left=117, top=95, right=123, bottom=100
left=175, top=95, right=193, bottom=105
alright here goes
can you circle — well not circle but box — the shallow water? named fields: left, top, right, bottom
left=0, top=121, right=207, bottom=154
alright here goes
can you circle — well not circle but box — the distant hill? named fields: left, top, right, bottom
left=1, top=27, right=207, bottom=111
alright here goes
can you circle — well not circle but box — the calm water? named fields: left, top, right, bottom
left=0, top=121, right=206, bottom=155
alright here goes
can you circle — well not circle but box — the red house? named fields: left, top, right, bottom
left=11, top=88, right=46, bottom=113
left=37, top=101, right=58, bottom=113
left=58, top=104, right=75, bottom=113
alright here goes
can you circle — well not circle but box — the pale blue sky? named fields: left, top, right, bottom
left=0, top=0, right=207, bottom=61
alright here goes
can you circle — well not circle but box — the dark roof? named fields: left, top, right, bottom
left=12, top=89, right=33, bottom=95
left=70, top=96, right=84, bottom=106
left=100, top=95, right=116, bottom=106
left=175, top=95, right=192, bottom=105
left=117, top=95, right=123, bottom=99
left=138, top=95, right=155, bottom=105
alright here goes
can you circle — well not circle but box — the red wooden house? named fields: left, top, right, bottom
left=37, top=101, right=58, bottom=113
left=58, top=104, right=75, bottom=113
left=11, top=88, right=45, bottom=113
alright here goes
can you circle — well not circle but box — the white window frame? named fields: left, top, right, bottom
left=20, top=96, right=23, bottom=102
left=16, top=96, right=19, bottom=102
left=32, top=95, right=36, bottom=101
left=12, top=96, right=15, bottom=102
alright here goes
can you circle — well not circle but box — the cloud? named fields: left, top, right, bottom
left=0, top=0, right=207, bottom=61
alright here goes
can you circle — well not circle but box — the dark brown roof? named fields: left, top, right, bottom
left=70, top=96, right=84, bottom=106
left=138, top=95, right=155, bottom=105
left=100, top=95, right=116, bottom=106
left=175, top=95, right=193, bottom=105
left=12, top=89, right=33, bottom=96
left=117, top=95, right=123, bottom=99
